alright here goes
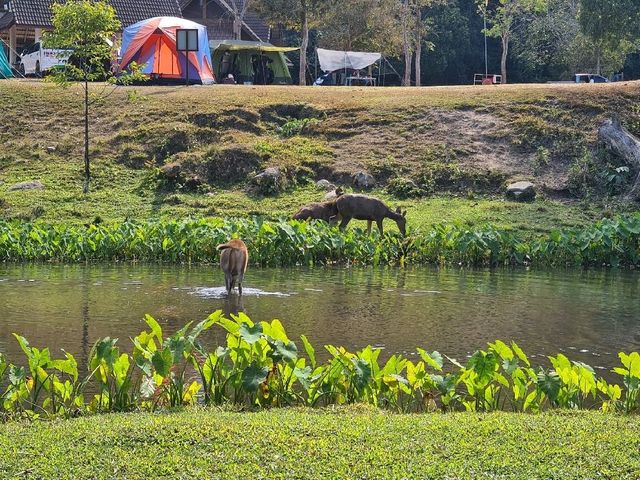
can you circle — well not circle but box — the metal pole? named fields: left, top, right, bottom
left=186, top=52, right=189, bottom=86
left=484, top=4, right=488, bottom=77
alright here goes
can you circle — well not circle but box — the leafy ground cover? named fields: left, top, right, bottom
left=1, top=214, right=638, bottom=266
left=2, top=312, right=639, bottom=420
left=0, top=407, right=639, bottom=479
left=1, top=81, right=639, bottom=231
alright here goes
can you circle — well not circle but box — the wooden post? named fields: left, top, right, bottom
left=34, top=28, right=42, bottom=43
left=9, top=25, right=16, bottom=65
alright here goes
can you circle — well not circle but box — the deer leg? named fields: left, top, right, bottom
left=339, top=216, right=351, bottom=231
left=224, top=273, right=232, bottom=294
left=376, top=220, right=384, bottom=235
left=367, top=220, right=372, bottom=235
left=238, top=273, right=244, bottom=296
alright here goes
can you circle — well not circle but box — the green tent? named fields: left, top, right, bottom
left=210, top=40, right=296, bottom=85
left=0, top=45, right=12, bottom=79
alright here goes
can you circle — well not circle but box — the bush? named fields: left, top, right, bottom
left=386, top=177, right=425, bottom=198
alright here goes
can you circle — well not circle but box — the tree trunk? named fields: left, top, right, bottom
left=414, top=37, right=422, bottom=87
left=403, top=31, right=412, bottom=86
left=501, top=32, right=509, bottom=84
left=299, top=11, right=309, bottom=86
left=599, top=116, right=640, bottom=201
left=596, top=51, right=601, bottom=76
left=83, top=71, right=90, bottom=194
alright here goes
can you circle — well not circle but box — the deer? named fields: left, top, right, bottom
left=335, top=194, right=407, bottom=236
left=217, top=239, right=248, bottom=295
left=292, top=200, right=340, bottom=223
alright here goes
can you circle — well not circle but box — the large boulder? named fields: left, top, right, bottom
left=251, top=167, right=287, bottom=195
left=8, top=180, right=45, bottom=191
left=315, top=179, right=336, bottom=191
left=506, top=181, right=536, bottom=202
left=352, top=171, right=376, bottom=189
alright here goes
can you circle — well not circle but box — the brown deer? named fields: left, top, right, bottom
left=292, top=200, right=340, bottom=223
left=217, top=239, right=249, bottom=295
left=335, top=194, right=407, bottom=236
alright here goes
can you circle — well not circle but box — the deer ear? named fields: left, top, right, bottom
left=402, top=210, right=407, bottom=217
left=395, top=206, right=402, bottom=214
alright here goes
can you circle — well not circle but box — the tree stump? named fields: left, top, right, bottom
left=598, top=116, right=640, bottom=201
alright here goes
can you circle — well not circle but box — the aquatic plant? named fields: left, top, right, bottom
left=0, top=214, right=639, bottom=267
left=1, top=312, right=640, bottom=421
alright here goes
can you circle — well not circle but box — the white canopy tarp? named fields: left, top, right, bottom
left=317, top=48, right=381, bottom=73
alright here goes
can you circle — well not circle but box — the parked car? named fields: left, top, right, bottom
left=574, top=73, right=609, bottom=84
left=18, top=42, right=70, bottom=76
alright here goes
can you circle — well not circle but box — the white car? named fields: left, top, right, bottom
left=18, top=42, right=70, bottom=76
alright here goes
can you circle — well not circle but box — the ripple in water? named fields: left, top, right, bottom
left=190, top=286, right=291, bottom=299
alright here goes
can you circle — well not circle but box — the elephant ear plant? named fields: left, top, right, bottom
left=132, top=314, right=218, bottom=409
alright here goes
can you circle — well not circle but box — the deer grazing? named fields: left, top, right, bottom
left=217, top=239, right=248, bottom=295
left=335, top=194, right=407, bottom=236
left=292, top=200, right=340, bottom=223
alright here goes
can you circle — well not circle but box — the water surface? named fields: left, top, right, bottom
left=1, top=265, right=638, bottom=371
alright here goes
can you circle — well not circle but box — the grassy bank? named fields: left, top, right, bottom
left=1, top=408, right=639, bottom=479
left=1, top=81, right=639, bottom=231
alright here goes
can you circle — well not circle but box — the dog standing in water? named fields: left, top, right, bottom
left=217, top=239, right=248, bottom=295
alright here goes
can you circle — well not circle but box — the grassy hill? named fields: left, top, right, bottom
left=1, top=80, right=639, bottom=232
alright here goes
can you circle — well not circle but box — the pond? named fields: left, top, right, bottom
left=1, top=264, right=639, bottom=373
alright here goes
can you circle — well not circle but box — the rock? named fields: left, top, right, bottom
left=506, top=181, right=536, bottom=202
left=46, top=146, right=56, bottom=153
left=315, top=179, right=336, bottom=191
left=252, top=167, right=287, bottom=195
left=8, top=180, right=45, bottom=191
left=352, top=171, right=376, bottom=189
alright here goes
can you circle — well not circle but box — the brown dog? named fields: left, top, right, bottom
left=217, top=239, right=248, bottom=295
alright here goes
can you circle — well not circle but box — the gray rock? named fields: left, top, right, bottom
left=315, top=179, right=336, bottom=191
left=506, top=181, right=536, bottom=201
left=46, top=146, right=57, bottom=153
left=352, top=171, right=376, bottom=189
left=8, top=180, right=45, bottom=191
left=252, top=167, right=287, bottom=195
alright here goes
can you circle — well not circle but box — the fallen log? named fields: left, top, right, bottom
left=598, top=116, right=640, bottom=201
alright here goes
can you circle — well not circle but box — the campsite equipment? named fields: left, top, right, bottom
left=315, top=48, right=382, bottom=86
left=120, top=17, right=214, bottom=85
left=210, top=40, right=296, bottom=85
left=0, top=45, right=13, bottom=78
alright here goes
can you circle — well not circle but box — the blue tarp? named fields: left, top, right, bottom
left=0, top=46, right=12, bottom=78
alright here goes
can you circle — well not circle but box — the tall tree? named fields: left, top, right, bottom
left=254, top=0, right=333, bottom=85
left=579, top=0, right=640, bottom=74
left=396, top=0, right=441, bottom=86
left=45, top=0, right=142, bottom=194
left=478, top=0, right=547, bottom=84
left=228, top=0, right=251, bottom=40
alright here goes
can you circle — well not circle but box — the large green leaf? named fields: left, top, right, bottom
left=241, top=363, right=269, bottom=393
left=144, top=315, right=163, bottom=342
left=239, top=323, right=263, bottom=345
left=300, top=335, right=316, bottom=369
left=151, top=348, right=173, bottom=378
left=271, top=340, right=298, bottom=365
left=417, top=349, right=443, bottom=371
left=352, top=358, right=372, bottom=392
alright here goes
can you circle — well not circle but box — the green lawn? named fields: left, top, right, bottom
left=1, top=407, right=639, bottom=479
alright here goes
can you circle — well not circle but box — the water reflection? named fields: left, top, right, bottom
left=0, top=264, right=638, bottom=372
